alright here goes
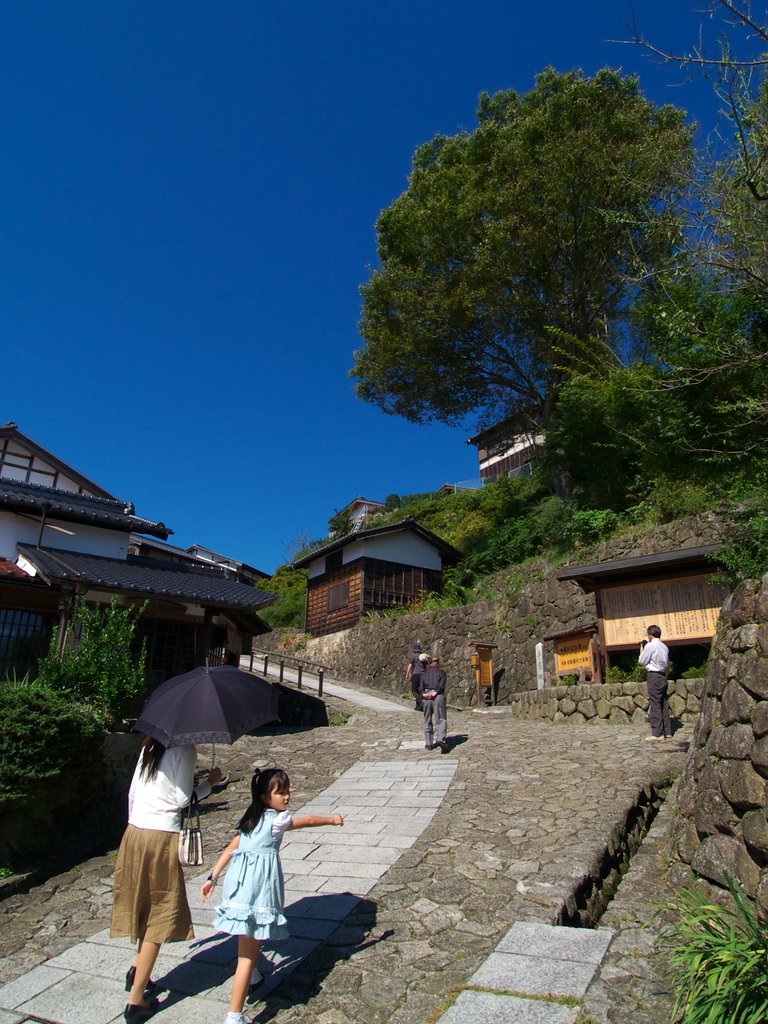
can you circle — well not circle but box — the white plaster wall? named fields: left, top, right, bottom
left=0, top=511, right=130, bottom=560
left=348, top=532, right=443, bottom=569
left=307, top=532, right=444, bottom=578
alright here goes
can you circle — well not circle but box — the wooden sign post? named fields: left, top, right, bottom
left=470, top=642, right=498, bottom=706
left=545, top=623, right=602, bottom=685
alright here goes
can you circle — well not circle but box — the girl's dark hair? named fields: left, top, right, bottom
left=239, top=768, right=290, bottom=834
left=139, top=736, right=167, bottom=781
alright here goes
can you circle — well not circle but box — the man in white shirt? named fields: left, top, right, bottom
left=639, top=624, right=671, bottom=741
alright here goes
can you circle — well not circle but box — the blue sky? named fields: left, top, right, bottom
left=2, top=1, right=734, bottom=572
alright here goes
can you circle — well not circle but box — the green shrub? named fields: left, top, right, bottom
left=260, top=589, right=306, bottom=628
left=36, top=596, right=147, bottom=726
left=661, top=873, right=768, bottom=1024
left=0, top=683, right=104, bottom=809
left=605, top=661, right=646, bottom=684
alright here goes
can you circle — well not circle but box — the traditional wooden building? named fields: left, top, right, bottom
left=293, top=516, right=461, bottom=637
left=0, top=423, right=275, bottom=682
left=467, top=415, right=545, bottom=484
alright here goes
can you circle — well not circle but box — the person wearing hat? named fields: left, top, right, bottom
left=419, top=656, right=449, bottom=752
left=405, top=643, right=426, bottom=710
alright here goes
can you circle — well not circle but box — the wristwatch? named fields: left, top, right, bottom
left=207, top=874, right=218, bottom=885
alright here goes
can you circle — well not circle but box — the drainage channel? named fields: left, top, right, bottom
left=556, top=778, right=672, bottom=928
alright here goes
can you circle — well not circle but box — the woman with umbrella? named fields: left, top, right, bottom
left=111, top=664, right=279, bottom=1023
left=111, top=736, right=222, bottom=1022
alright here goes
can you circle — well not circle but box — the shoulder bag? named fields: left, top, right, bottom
left=179, top=792, right=204, bottom=866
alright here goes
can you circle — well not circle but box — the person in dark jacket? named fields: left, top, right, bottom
left=419, top=656, right=448, bottom=752
left=405, top=643, right=426, bottom=710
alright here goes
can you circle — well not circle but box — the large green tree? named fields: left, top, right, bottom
left=352, top=68, right=692, bottom=438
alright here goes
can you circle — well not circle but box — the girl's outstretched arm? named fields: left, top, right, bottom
left=200, top=834, right=240, bottom=900
left=288, top=814, right=343, bottom=830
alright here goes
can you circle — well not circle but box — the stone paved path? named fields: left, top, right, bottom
left=0, top=676, right=690, bottom=1024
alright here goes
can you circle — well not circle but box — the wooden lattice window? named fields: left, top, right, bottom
left=327, top=580, right=350, bottom=611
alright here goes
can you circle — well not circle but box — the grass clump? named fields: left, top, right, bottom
left=661, top=872, right=768, bottom=1024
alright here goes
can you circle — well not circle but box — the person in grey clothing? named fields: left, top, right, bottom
left=639, top=624, right=671, bottom=741
left=405, top=644, right=426, bottom=710
left=419, top=656, right=448, bottom=752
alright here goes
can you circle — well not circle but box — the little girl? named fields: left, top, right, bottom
left=200, top=767, right=343, bottom=1024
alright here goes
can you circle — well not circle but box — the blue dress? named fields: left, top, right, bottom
left=213, top=809, right=292, bottom=940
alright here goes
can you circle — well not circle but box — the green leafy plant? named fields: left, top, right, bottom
left=1, top=669, right=33, bottom=687
left=605, top=661, right=646, bottom=684
left=661, top=872, right=768, bottom=1024
left=36, top=596, right=147, bottom=726
left=0, top=683, right=104, bottom=809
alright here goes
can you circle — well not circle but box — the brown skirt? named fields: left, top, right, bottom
left=110, top=825, right=194, bottom=944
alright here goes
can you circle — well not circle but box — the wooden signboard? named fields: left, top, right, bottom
left=601, top=574, right=729, bottom=647
left=554, top=633, right=592, bottom=675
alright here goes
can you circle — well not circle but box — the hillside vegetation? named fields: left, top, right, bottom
left=259, top=469, right=768, bottom=629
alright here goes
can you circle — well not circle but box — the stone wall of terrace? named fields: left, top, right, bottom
left=508, top=677, right=704, bottom=726
left=669, top=574, right=768, bottom=911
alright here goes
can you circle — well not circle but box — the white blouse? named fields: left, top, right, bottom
left=128, top=744, right=212, bottom=833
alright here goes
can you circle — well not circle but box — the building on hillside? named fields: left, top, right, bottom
left=0, top=423, right=275, bottom=684
left=467, top=416, right=545, bottom=484
left=332, top=496, right=386, bottom=534
left=293, top=516, right=461, bottom=637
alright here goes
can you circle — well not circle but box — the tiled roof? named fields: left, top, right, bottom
left=17, top=545, right=277, bottom=610
left=0, top=479, right=171, bottom=539
left=292, top=515, right=462, bottom=569
left=129, top=533, right=202, bottom=562
left=0, top=557, right=31, bottom=578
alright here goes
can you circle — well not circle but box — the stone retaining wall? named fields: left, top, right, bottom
left=670, top=573, right=768, bottom=912
left=263, top=512, right=730, bottom=709
left=509, top=677, right=704, bottom=726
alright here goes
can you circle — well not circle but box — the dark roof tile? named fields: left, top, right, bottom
left=0, top=479, right=170, bottom=538
left=17, top=545, right=276, bottom=610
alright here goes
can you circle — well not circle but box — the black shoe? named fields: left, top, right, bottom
left=124, top=1001, right=158, bottom=1023
left=125, top=968, right=160, bottom=995
left=425, top=743, right=435, bottom=750
left=437, top=740, right=449, bottom=752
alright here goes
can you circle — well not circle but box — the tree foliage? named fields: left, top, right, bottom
left=352, top=67, right=692, bottom=435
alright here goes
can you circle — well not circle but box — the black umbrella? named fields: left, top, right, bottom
left=134, top=664, right=280, bottom=749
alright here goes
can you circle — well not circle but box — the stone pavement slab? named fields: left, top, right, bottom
left=0, top=965, right=73, bottom=1009
left=437, top=990, right=579, bottom=1024
left=497, top=921, right=614, bottom=963
left=12, top=972, right=126, bottom=1024
left=467, top=951, right=597, bottom=998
